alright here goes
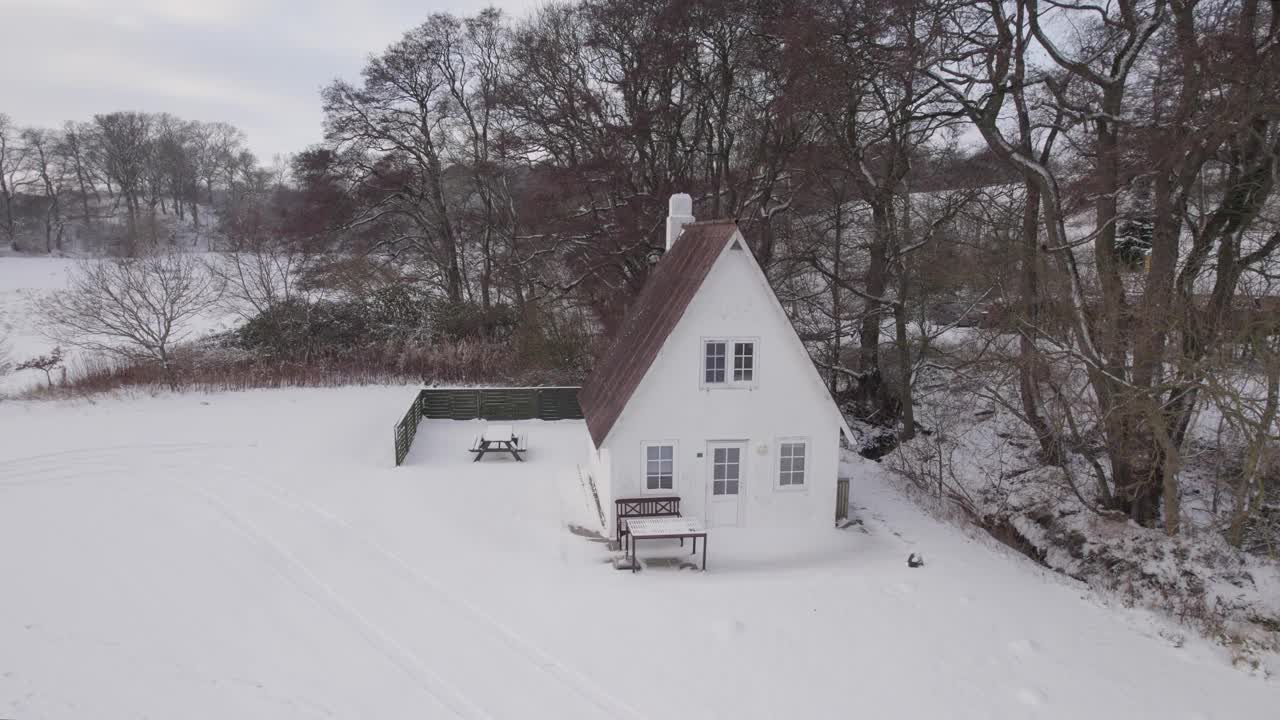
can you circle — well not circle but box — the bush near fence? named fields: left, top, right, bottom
left=21, top=340, right=584, bottom=399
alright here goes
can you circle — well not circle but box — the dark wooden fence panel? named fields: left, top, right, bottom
left=393, top=394, right=422, bottom=466
left=836, top=478, right=850, bottom=524
left=536, top=387, right=584, bottom=420
left=478, top=388, right=538, bottom=420
left=394, top=387, right=584, bottom=465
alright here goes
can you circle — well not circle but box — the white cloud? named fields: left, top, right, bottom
left=0, top=0, right=539, bottom=159
left=2, top=0, right=257, bottom=27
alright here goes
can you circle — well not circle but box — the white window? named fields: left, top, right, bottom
left=643, top=443, right=675, bottom=493
left=704, top=342, right=726, bottom=383
left=712, top=446, right=741, bottom=495
left=778, top=439, right=807, bottom=488
left=733, top=342, right=754, bottom=382
left=703, top=338, right=758, bottom=387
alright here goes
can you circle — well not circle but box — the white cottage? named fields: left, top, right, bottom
left=579, top=194, right=852, bottom=536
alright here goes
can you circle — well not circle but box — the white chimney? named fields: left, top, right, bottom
left=665, top=193, right=694, bottom=250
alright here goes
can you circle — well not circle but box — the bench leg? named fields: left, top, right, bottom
left=702, top=536, right=707, bottom=571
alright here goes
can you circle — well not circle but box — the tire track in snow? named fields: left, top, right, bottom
left=3, top=439, right=646, bottom=719
left=0, top=443, right=232, bottom=488
left=184, top=479, right=491, bottom=720
left=0, top=442, right=223, bottom=466
left=234, top=473, right=648, bottom=720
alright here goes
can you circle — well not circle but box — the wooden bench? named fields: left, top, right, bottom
left=614, top=496, right=682, bottom=546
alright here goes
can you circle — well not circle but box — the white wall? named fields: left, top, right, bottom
left=601, top=235, right=844, bottom=531
left=583, top=438, right=612, bottom=536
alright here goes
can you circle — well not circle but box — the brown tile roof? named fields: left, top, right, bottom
left=578, top=221, right=740, bottom=447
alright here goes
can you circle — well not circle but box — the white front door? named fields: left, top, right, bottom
left=707, top=442, right=746, bottom=527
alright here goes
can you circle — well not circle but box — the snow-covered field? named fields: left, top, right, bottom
left=0, top=257, right=81, bottom=394
left=0, top=255, right=238, bottom=395
left=0, top=387, right=1275, bottom=718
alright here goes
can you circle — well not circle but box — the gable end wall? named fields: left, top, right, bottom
left=601, top=235, right=841, bottom=530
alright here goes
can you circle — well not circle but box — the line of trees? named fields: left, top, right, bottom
left=0, top=111, right=256, bottom=253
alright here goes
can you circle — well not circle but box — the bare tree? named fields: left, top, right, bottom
left=0, top=329, right=12, bottom=377
left=322, top=17, right=468, bottom=302
left=94, top=112, right=153, bottom=243
left=928, top=0, right=1280, bottom=534
left=41, top=253, right=221, bottom=389
left=0, top=114, right=34, bottom=250
left=14, top=347, right=64, bottom=388
left=21, top=127, right=66, bottom=253
left=212, top=237, right=312, bottom=321
left=60, top=121, right=102, bottom=230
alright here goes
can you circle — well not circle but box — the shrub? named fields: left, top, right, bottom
left=237, top=299, right=372, bottom=359
left=235, top=288, right=520, bottom=358
left=38, top=280, right=589, bottom=398
left=366, top=283, right=431, bottom=341
left=430, top=299, right=517, bottom=342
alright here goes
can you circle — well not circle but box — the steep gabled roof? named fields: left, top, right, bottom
left=578, top=221, right=739, bottom=447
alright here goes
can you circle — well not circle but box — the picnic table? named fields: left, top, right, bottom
left=621, top=516, right=707, bottom=572
left=469, top=424, right=526, bottom=462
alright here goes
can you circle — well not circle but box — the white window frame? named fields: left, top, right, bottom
left=640, top=441, right=678, bottom=495
left=700, top=337, right=759, bottom=389
left=775, top=437, right=809, bottom=491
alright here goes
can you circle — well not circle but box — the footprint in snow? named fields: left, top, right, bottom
left=1014, top=687, right=1047, bottom=707
left=711, top=618, right=746, bottom=641
left=1007, top=638, right=1041, bottom=658
left=882, top=582, right=919, bottom=606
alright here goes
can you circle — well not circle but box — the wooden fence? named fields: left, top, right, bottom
left=393, top=394, right=423, bottom=466
left=836, top=478, right=850, bottom=524
left=394, top=386, right=584, bottom=466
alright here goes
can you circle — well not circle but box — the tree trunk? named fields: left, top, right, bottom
left=894, top=296, right=914, bottom=441
left=1228, top=360, right=1279, bottom=546
left=829, top=202, right=844, bottom=394
left=858, top=202, right=890, bottom=414
left=1017, top=183, right=1061, bottom=462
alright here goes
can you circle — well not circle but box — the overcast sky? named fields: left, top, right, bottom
left=0, top=0, right=537, bottom=161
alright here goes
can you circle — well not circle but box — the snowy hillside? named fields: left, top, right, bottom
left=0, top=387, right=1274, bottom=718
left=0, top=257, right=78, bottom=394
left=0, top=255, right=237, bottom=395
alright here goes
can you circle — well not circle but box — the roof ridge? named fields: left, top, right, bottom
left=578, top=221, right=740, bottom=447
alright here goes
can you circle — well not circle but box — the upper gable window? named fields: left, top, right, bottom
left=733, top=342, right=754, bottom=382
left=705, top=341, right=726, bottom=383
left=703, top=338, right=757, bottom=388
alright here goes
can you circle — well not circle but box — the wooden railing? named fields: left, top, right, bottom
left=394, top=386, right=584, bottom=466
left=836, top=478, right=850, bottom=524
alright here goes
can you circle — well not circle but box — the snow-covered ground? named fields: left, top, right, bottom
left=0, top=387, right=1274, bottom=718
left=0, top=257, right=80, bottom=394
